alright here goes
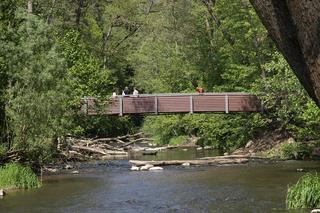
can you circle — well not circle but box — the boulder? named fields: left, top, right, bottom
left=311, top=209, right=320, bottom=213
left=149, top=166, right=163, bottom=171
left=140, top=164, right=154, bottom=171
left=130, top=166, right=140, bottom=171
left=0, top=189, right=5, bottom=196
left=196, top=147, right=202, bottom=150
left=182, top=162, right=190, bottom=167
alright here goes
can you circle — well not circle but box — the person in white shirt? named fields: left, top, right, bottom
left=133, top=87, right=139, bottom=96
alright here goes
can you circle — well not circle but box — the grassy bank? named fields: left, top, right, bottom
left=287, top=173, right=320, bottom=209
left=0, top=163, right=41, bottom=190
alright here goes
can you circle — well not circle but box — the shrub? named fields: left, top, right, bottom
left=287, top=173, right=320, bottom=209
left=0, top=163, right=41, bottom=190
left=281, top=143, right=312, bottom=160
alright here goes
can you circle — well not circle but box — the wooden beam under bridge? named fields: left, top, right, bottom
left=81, top=93, right=262, bottom=116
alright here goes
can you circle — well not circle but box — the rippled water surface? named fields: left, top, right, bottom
left=0, top=149, right=319, bottom=213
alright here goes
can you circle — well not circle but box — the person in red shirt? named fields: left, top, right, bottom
left=196, top=87, right=205, bottom=93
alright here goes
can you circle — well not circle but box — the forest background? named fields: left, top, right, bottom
left=1, top=0, right=320, bottom=163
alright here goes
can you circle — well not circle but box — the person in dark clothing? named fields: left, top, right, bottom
left=123, top=86, right=129, bottom=95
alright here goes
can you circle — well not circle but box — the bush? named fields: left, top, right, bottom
left=0, top=163, right=41, bottom=190
left=281, top=143, right=312, bottom=160
left=287, top=173, right=320, bottom=209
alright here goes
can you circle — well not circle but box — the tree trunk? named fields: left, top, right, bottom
left=250, top=0, right=320, bottom=106
left=27, top=0, right=33, bottom=14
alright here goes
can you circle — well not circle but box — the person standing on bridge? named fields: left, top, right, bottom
left=123, top=86, right=129, bottom=96
left=133, top=87, right=139, bottom=97
left=196, top=87, right=205, bottom=94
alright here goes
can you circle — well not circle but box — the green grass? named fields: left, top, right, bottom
left=287, top=173, right=320, bottom=209
left=169, top=135, right=188, bottom=145
left=0, top=163, right=41, bottom=190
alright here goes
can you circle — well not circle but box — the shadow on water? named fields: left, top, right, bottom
left=0, top=148, right=319, bottom=213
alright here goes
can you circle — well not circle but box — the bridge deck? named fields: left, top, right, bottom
left=82, top=93, right=262, bottom=116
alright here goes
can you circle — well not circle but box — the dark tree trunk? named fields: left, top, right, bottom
left=250, top=0, right=320, bottom=106
left=75, top=0, right=84, bottom=27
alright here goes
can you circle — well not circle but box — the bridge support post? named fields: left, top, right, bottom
left=225, top=94, right=229, bottom=113
left=119, top=96, right=123, bottom=116
left=189, top=95, right=193, bottom=114
left=155, top=96, right=158, bottom=115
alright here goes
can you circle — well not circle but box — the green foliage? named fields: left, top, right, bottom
left=287, top=173, right=320, bottom=209
left=169, top=135, right=188, bottom=145
left=281, top=143, right=312, bottom=160
left=3, top=13, right=70, bottom=161
left=143, top=113, right=266, bottom=151
left=0, top=163, right=41, bottom=190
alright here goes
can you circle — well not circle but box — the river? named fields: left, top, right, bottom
left=0, top=148, right=319, bottom=213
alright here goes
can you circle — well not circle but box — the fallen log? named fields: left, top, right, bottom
left=71, top=145, right=107, bottom=155
left=198, top=155, right=267, bottom=160
left=130, top=158, right=249, bottom=166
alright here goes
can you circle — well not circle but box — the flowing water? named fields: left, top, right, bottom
left=0, top=148, right=319, bottom=213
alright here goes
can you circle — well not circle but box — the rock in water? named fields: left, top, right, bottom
left=296, top=168, right=304, bottom=172
left=140, top=164, right=154, bottom=171
left=65, top=164, right=73, bottom=170
left=196, top=147, right=202, bottom=150
left=149, top=166, right=163, bottom=171
left=130, top=166, right=140, bottom=171
left=182, top=162, right=190, bottom=167
left=72, top=170, right=79, bottom=174
left=0, top=189, right=5, bottom=196
left=311, top=209, right=320, bottom=213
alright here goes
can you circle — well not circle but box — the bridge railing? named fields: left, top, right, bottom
left=81, top=93, right=262, bottom=116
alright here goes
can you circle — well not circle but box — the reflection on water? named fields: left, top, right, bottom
left=0, top=149, right=319, bottom=213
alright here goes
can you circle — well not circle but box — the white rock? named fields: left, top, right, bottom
left=140, top=164, right=154, bottom=171
left=245, top=140, right=254, bottom=148
left=182, top=162, right=190, bottom=167
left=223, top=152, right=229, bottom=156
left=296, top=168, right=304, bottom=172
left=196, top=147, right=202, bottom=150
left=130, top=166, right=140, bottom=171
left=0, top=189, right=5, bottom=196
left=182, top=149, right=188, bottom=151
left=204, top=146, right=212, bottom=150
left=149, top=166, right=163, bottom=171
left=46, top=168, right=58, bottom=173
left=287, top=137, right=295, bottom=144
left=65, top=164, right=73, bottom=170
left=311, top=209, right=320, bottom=213
left=72, top=170, right=79, bottom=174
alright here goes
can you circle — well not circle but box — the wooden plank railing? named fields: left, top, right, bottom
left=81, top=93, right=262, bottom=116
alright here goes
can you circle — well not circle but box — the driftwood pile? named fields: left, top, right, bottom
left=64, top=132, right=153, bottom=160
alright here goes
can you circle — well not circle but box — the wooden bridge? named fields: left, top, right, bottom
left=81, top=93, right=262, bottom=116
